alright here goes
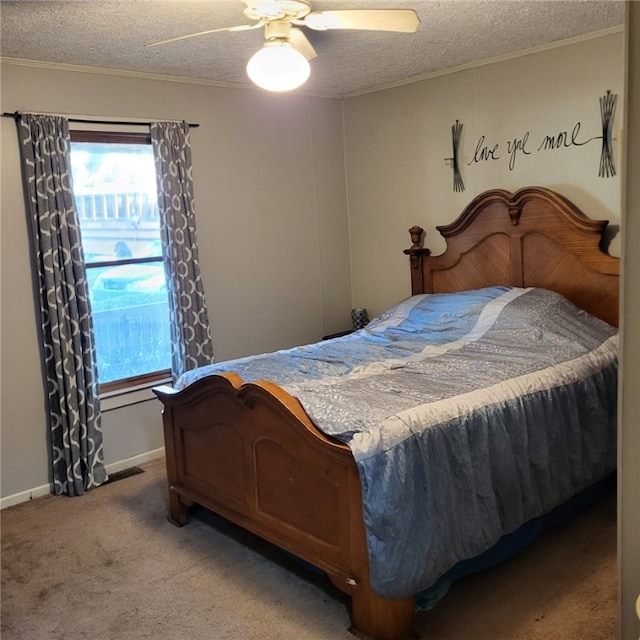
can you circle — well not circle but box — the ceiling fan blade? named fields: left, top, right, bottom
left=146, top=22, right=262, bottom=47
left=303, top=9, right=420, bottom=33
left=289, top=28, right=317, bottom=61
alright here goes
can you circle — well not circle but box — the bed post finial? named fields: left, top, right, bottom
left=408, top=225, right=424, bottom=251
left=404, top=226, right=431, bottom=270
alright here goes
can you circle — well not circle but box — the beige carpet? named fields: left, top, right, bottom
left=1, top=458, right=617, bottom=640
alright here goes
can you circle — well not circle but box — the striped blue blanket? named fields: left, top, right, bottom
left=177, top=287, right=618, bottom=598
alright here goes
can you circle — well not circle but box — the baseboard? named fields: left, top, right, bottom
left=0, top=481, right=54, bottom=510
left=0, top=447, right=165, bottom=510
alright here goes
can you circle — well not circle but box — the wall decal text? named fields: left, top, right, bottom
left=446, top=91, right=617, bottom=191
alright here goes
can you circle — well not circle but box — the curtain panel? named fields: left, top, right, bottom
left=17, top=113, right=107, bottom=496
left=150, top=121, right=215, bottom=379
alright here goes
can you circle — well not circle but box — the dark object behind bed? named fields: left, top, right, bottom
left=154, top=187, right=619, bottom=640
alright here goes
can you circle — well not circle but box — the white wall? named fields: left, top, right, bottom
left=343, top=33, right=624, bottom=317
left=0, top=64, right=351, bottom=500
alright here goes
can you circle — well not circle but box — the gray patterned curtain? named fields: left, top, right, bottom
left=17, top=113, right=108, bottom=496
left=150, top=121, right=215, bottom=379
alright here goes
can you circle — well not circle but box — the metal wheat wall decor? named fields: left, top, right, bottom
left=598, top=90, right=617, bottom=178
left=444, top=120, right=465, bottom=192
left=448, top=120, right=465, bottom=192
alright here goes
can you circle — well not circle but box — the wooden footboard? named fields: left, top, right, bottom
left=153, top=373, right=415, bottom=640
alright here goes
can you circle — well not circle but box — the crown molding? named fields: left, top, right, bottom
left=0, top=56, right=340, bottom=99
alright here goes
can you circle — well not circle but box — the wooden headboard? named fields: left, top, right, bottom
left=405, top=187, right=620, bottom=326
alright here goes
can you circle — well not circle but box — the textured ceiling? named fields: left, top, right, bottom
left=0, top=0, right=625, bottom=97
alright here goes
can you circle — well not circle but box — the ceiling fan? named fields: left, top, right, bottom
left=147, top=1, right=420, bottom=92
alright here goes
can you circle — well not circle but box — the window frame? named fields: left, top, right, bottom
left=70, top=129, right=171, bottom=394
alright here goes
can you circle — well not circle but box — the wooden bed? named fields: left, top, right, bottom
left=153, top=186, right=619, bottom=640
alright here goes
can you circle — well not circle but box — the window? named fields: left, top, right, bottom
left=70, top=131, right=172, bottom=391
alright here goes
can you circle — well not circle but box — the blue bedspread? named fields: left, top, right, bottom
left=177, top=287, right=618, bottom=598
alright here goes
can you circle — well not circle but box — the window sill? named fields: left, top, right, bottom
left=100, top=377, right=173, bottom=411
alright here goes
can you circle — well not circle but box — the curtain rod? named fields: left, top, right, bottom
left=2, top=111, right=199, bottom=128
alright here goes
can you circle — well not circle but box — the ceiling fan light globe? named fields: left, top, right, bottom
left=246, top=42, right=310, bottom=92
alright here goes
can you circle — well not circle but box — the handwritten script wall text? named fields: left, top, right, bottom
left=468, top=122, right=595, bottom=171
